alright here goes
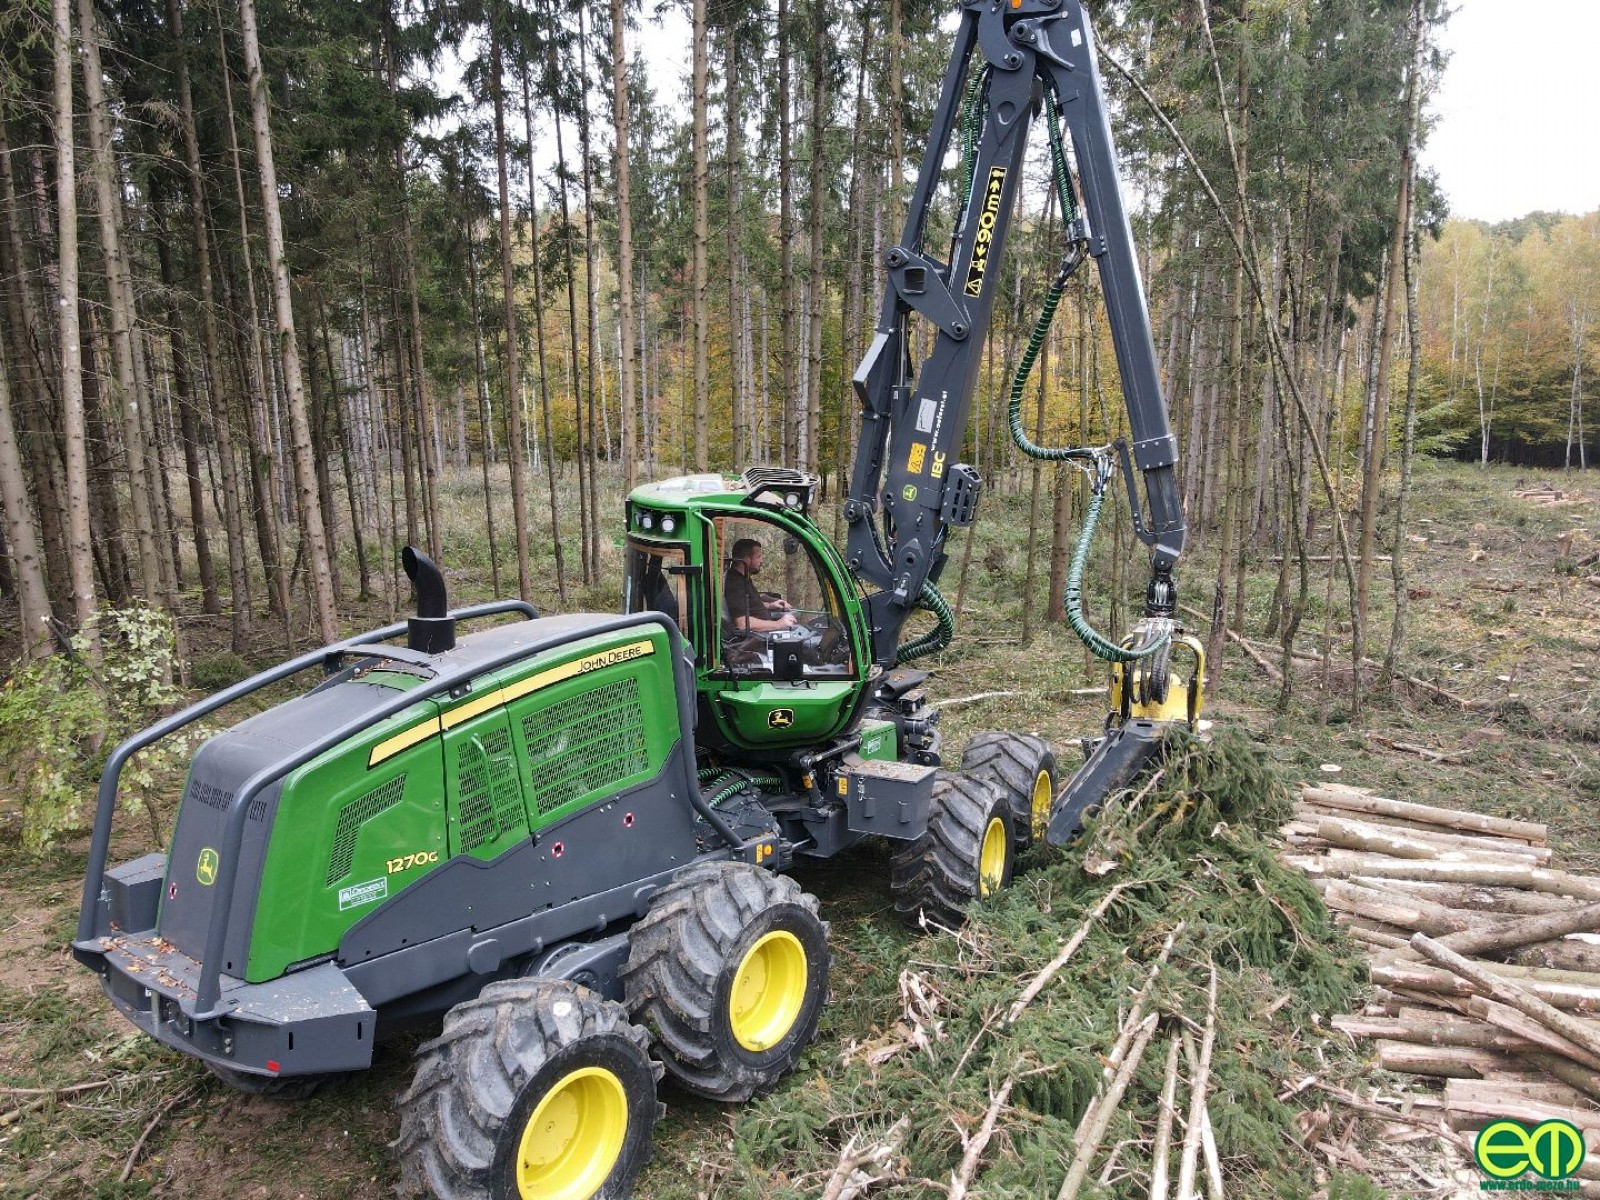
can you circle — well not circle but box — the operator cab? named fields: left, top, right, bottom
left=622, top=472, right=856, bottom=682
left=623, top=470, right=867, bottom=751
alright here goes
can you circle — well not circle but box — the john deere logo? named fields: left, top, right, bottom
left=1475, top=1118, right=1584, bottom=1190
left=196, top=848, right=220, bottom=887
left=767, top=709, right=795, bottom=730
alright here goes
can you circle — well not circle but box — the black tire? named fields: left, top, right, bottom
left=961, top=731, right=1058, bottom=850
left=396, top=978, right=661, bottom=1200
left=621, top=861, right=829, bottom=1103
left=889, top=772, right=1014, bottom=929
left=205, top=1062, right=334, bottom=1100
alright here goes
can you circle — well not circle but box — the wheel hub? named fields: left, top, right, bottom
left=979, top=816, right=1008, bottom=897
left=1030, top=769, right=1053, bottom=842
left=728, top=930, right=807, bottom=1052
left=516, top=1066, right=628, bottom=1200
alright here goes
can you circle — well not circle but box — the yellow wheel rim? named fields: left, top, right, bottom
left=515, top=1066, right=628, bottom=1200
left=728, top=930, right=808, bottom=1052
left=979, top=816, right=1008, bottom=897
left=1030, top=769, right=1054, bottom=842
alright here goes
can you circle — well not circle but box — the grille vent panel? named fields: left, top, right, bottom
left=188, top=779, right=233, bottom=812
left=520, top=678, right=648, bottom=817
left=325, top=775, right=407, bottom=886
left=455, top=725, right=525, bottom=854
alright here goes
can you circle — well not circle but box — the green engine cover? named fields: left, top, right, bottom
left=239, top=623, right=680, bottom=982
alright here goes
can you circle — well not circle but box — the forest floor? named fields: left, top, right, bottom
left=0, top=458, right=1595, bottom=1199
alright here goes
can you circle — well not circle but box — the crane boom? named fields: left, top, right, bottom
left=846, top=0, right=1204, bottom=842
left=846, top=0, right=1185, bottom=665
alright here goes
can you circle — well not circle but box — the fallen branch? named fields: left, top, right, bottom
left=1358, top=879, right=1572, bottom=916
left=1008, top=884, right=1132, bottom=1024
left=1178, top=604, right=1279, bottom=681
left=821, top=1115, right=913, bottom=1200
left=120, top=1083, right=199, bottom=1183
left=1314, top=816, right=1537, bottom=864
left=1436, top=899, right=1600, bottom=960
left=1374, top=1038, right=1522, bottom=1078
left=1330, top=1014, right=1561, bottom=1055
left=0, top=1077, right=132, bottom=1100
left=935, top=691, right=1019, bottom=709
left=1176, top=966, right=1219, bottom=1200
left=947, top=1074, right=1016, bottom=1200
left=0, top=1097, right=49, bottom=1128
left=1078, top=923, right=1183, bottom=1140
left=1149, top=1037, right=1182, bottom=1200
left=1056, top=1014, right=1160, bottom=1200
left=1308, top=1081, right=1475, bottom=1154
left=1466, top=996, right=1600, bottom=1072
left=1198, top=1104, right=1225, bottom=1200
left=1363, top=733, right=1472, bottom=764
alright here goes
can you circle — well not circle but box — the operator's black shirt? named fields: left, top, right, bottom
left=724, top=567, right=773, bottom=629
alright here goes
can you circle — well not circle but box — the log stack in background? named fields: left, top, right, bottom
left=1284, top=781, right=1600, bottom=1162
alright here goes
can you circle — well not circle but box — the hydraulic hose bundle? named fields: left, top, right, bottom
left=1002, top=86, right=1171, bottom=666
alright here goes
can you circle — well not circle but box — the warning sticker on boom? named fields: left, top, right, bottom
left=907, top=442, right=927, bottom=474
left=962, top=166, right=1009, bottom=298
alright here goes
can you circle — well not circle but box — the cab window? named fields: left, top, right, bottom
left=623, top=540, right=687, bottom=636
left=714, top=517, right=853, bottom=679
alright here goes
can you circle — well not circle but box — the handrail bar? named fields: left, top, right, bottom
left=75, top=600, right=538, bottom=945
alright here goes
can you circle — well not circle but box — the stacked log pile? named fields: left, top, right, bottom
left=1283, top=781, right=1600, bottom=1162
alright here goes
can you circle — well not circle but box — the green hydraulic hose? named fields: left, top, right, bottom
left=703, top=769, right=784, bottom=808
left=959, top=68, right=986, bottom=211
left=1006, top=90, right=1169, bottom=666
left=895, top=581, right=956, bottom=665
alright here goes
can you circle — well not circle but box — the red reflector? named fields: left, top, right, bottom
left=266, top=1060, right=281, bottom=1074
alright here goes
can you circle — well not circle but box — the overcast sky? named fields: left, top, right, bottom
left=1409, top=0, right=1595, bottom=222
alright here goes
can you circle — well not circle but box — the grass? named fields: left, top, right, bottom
left=0, top=456, right=1595, bottom=1196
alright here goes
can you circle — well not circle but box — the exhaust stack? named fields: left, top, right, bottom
left=402, top=546, right=456, bottom=654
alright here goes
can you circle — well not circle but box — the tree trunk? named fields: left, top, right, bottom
left=576, top=10, right=603, bottom=578
left=154, top=216, right=219, bottom=614
left=611, top=0, right=636, bottom=491
left=522, top=68, right=567, bottom=605
left=77, top=0, right=163, bottom=605
left=777, top=0, right=795, bottom=467
left=804, top=0, right=825, bottom=476
left=217, top=17, right=288, bottom=622
left=0, top=346, right=54, bottom=657
left=168, top=0, right=249, bottom=646
left=460, top=171, right=501, bottom=597
left=489, top=17, right=533, bottom=601
left=53, top=0, right=98, bottom=652
left=237, top=0, right=338, bottom=642
left=1382, top=7, right=1426, bottom=685
left=723, top=14, right=743, bottom=469
left=691, top=0, right=710, bottom=471
left=304, top=319, right=342, bottom=603
left=82, top=309, right=128, bottom=602
left=887, top=0, right=904, bottom=218
left=317, top=296, right=372, bottom=601
left=549, top=48, right=591, bottom=584
left=0, top=120, right=72, bottom=612
left=396, top=160, right=440, bottom=556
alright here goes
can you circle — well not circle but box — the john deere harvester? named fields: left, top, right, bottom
left=76, top=1, right=1207, bottom=1195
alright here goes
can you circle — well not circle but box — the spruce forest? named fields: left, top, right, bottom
left=0, top=0, right=1593, bottom=669
left=2, top=0, right=1599, bottom=1196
